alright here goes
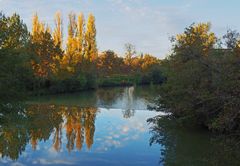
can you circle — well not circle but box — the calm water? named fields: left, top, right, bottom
left=0, top=86, right=240, bottom=166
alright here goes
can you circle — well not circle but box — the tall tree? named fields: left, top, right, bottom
left=85, top=13, right=97, bottom=62
left=30, top=13, right=61, bottom=79
left=76, top=12, right=85, bottom=64
left=63, top=12, right=78, bottom=72
left=0, top=12, right=31, bottom=100
left=124, top=43, right=136, bottom=73
left=53, top=12, right=63, bottom=49
left=124, top=43, right=136, bottom=62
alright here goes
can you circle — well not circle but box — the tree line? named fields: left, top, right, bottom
left=0, top=12, right=163, bottom=100
left=154, top=23, right=240, bottom=134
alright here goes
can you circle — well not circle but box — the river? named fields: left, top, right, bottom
left=0, top=86, right=239, bottom=166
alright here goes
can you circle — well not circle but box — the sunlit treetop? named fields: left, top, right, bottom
left=175, top=23, right=217, bottom=56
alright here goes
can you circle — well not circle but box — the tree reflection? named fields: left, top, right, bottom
left=27, top=104, right=63, bottom=150
left=96, top=87, right=124, bottom=106
left=0, top=103, right=29, bottom=160
left=0, top=103, right=98, bottom=160
left=53, top=125, right=62, bottom=152
left=148, top=116, right=240, bottom=166
left=62, top=107, right=97, bottom=152
left=96, top=87, right=136, bottom=118
left=122, top=87, right=135, bottom=118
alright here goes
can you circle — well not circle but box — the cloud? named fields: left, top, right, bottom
left=101, top=0, right=191, bottom=57
left=11, top=162, right=25, bottom=166
left=94, top=108, right=153, bottom=152
left=1, top=1, right=237, bottom=58
left=32, top=158, right=74, bottom=165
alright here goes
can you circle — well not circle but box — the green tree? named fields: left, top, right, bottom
left=156, top=23, right=217, bottom=122
left=0, top=12, right=32, bottom=100
left=156, top=23, right=240, bottom=134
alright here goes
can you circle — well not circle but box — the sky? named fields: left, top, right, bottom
left=0, top=0, right=240, bottom=58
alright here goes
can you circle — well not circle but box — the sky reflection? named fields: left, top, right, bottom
left=0, top=86, right=161, bottom=166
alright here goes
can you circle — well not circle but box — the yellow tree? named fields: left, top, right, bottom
left=141, top=54, right=159, bottom=71
left=76, top=12, right=85, bottom=64
left=85, top=13, right=97, bottom=62
left=52, top=12, right=64, bottom=75
left=31, top=13, right=45, bottom=41
left=62, top=12, right=86, bottom=73
left=175, top=23, right=216, bottom=57
left=63, top=12, right=77, bottom=72
left=97, top=50, right=124, bottom=76
left=53, top=12, right=63, bottom=49
left=30, top=13, right=62, bottom=78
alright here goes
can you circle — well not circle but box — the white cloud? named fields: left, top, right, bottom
left=11, top=162, right=25, bottom=166
left=33, top=158, right=74, bottom=165
left=1, top=0, right=236, bottom=58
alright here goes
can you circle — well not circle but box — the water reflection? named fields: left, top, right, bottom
left=0, top=86, right=161, bottom=165
left=148, top=116, right=240, bottom=166
left=0, top=104, right=98, bottom=160
left=2, top=86, right=239, bottom=166
left=0, top=103, right=29, bottom=160
left=29, top=86, right=159, bottom=110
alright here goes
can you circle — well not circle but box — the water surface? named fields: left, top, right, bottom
left=0, top=86, right=240, bottom=166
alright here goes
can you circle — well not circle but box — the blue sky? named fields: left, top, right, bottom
left=0, top=0, right=239, bottom=58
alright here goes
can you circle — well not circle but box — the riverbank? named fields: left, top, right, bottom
left=28, top=74, right=164, bottom=96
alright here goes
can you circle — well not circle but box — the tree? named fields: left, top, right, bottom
left=124, top=43, right=136, bottom=66
left=155, top=23, right=240, bottom=134
left=85, top=13, right=97, bottom=62
left=0, top=12, right=32, bottom=100
left=76, top=13, right=85, bottom=64
left=53, top=12, right=63, bottom=49
left=223, top=29, right=240, bottom=49
left=30, top=13, right=62, bottom=79
left=63, top=12, right=86, bottom=73
left=97, top=50, right=124, bottom=76
left=52, top=12, right=64, bottom=75
left=63, top=12, right=77, bottom=72
left=141, top=54, right=159, bottom=71
left=157, top=23, right=217, bottom=120
left=174, top=23, right=216, bottom=59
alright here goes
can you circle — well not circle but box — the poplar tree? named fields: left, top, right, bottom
left=32, top=13, right=44, bottom=41
left=76, top=12, right=85, bottom=64
left=52, top=12, right=64, bottom=73
left=53, top=12, right=63, bottom=49
left=64, top=12, right=78, bottom=72
left=85, top=13, right=97, bottom=62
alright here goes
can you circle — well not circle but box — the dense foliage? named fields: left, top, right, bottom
left=155, top=23, right=240, bottom=134
left=0, top=13, right=33, bottom=100
left=0, top=12, right=163, bottom=98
